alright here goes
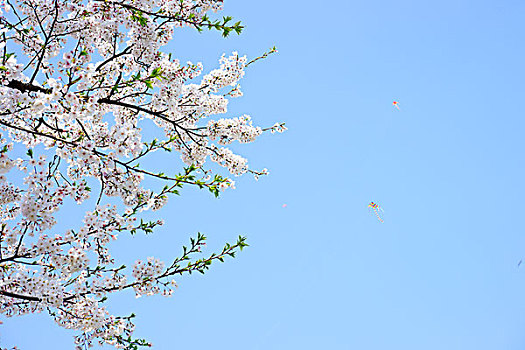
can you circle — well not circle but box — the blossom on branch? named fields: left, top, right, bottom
left=0, top=0, right=280, bottom=348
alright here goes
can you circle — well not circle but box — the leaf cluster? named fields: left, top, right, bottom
left=197, top=15, right=244, bottom=37
left=166, top=233, right=249, bottom=276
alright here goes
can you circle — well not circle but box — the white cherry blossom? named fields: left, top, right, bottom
left=0, top=0, right=281, bottom=348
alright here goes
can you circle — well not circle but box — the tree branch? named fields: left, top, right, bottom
left=0, top=290, right=41, bottom=302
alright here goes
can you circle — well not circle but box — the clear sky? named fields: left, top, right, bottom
left=3, top=0, right=525, bottom=349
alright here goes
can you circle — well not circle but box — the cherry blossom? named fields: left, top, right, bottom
left=0, top=0, right=282, bottom=348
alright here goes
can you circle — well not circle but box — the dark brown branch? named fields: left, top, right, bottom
left=6, top=80, right=52, bottom=94
left=0, top=290, right=41, bottom=302
left=95, top=45, right=133, bottom=72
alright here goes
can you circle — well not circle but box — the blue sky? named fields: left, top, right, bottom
left=3, top=0, right=525, bottom=349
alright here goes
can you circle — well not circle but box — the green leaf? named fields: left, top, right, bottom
left=151, top=67, right=161, bottom=76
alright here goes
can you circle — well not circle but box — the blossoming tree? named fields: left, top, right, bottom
left=0, top=0, right=284, bottom=348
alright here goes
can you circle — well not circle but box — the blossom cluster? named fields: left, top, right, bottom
left=207, top=115, right=262, bottom=145
left=132, top=257, right=168, bottom=297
